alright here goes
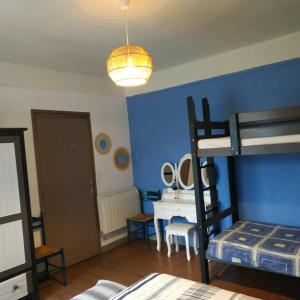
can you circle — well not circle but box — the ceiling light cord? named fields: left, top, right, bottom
left=123, top=7, right=130, bottom=47
left=125, top=19, right=129, bottom=46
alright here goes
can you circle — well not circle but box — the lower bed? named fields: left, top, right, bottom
left=207, top=220, right=300, bottom=277
left=73, top=273, right=259, bottom=300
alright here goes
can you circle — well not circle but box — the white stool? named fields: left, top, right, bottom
left=165, top=223, right=198, bottom=261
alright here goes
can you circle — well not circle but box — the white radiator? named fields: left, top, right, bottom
left=98, top=187, right=140, bottom=238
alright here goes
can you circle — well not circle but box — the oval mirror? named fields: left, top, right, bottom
left=161, top=162, right=176, bottom=187
left=201, top=161, right=210, bottom=188
left=178, top=154, right=194, bottom=190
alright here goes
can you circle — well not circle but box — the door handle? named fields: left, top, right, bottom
left=87, top=183, right=94, bottom=195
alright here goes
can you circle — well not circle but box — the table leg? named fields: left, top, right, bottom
left=159, top=219, right=164, bottom=242
left=168, top=219, right=173, bottom=245
left=154, top=217, right=161, bottom=251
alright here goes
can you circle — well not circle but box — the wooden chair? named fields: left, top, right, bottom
left=32, top=214, right=67, bottom=286
left=127, top=190, right=162, bottom=249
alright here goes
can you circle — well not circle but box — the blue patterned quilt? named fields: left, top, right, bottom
left=207, top=220, right=300, bottom=277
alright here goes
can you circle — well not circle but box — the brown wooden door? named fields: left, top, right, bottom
left=32, top=110, right=100, bottom=266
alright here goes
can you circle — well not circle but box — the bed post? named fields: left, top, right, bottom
left=226, top=120, right=239, bottom=223
left=227, top=157, right=239, bottom=223
left=187, top=96, right=210, bottom=284
left=229, top=113, right=240, bottom=156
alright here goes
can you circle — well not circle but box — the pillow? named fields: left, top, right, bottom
left=71, top=280, right=127, bottom=300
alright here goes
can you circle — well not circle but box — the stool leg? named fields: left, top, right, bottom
left=166, top=232, right=171, bottom=258
left=174, top=235, right=179, bottom=252
left=193, top=229, right=199, bottom=255
left=185, top=233, right=191, bottom=261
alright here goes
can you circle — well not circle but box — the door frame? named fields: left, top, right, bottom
left=31, top=109, right=101, bottom=252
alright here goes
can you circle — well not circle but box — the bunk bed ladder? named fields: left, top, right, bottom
left=187, top=96, right=221, bottom=284
left=201, top=98, right=221, bottom=235
left=187, top=96, right=209, bottom=283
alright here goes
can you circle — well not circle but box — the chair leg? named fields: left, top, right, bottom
left=145, top=224, right=151, bottom=250
left=60, top=249, right=67, bottom=286
left=143, top=223, right=146, bottom=240
left=193, top=229, right=199, bottom=255
left=45, top=259, right=49, bottom=280
left=127, top=219, right=131, bottom=246
left=166, top=232, right=171, bottom=258
left=185, top=233, right=191, bottom=261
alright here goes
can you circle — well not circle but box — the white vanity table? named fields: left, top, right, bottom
left=155, top=154, right=211, bottom=252
left=154, top=190, right=211, bottom=251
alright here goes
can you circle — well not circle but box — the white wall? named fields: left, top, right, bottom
left=0, top=62, right=133, bottom=246
left=126, top=30, right=300, bottom=97
left=0, top=61, right=124, bottom=97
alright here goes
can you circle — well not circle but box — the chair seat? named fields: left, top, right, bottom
left=165, top=223, right=195, bottom=235
left=35, top=245, right=61, bottom=259
left=128, top=213, right=154, bottom=222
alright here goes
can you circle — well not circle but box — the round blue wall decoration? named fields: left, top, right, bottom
left=95, top=132, right=111, bottom=155
left=114, top=147, right=130, bottom=170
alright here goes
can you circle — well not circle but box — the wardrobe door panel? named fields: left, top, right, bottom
left=0, top=220, right=26, bottom=273
left=0, top=143, right=21, bottom=218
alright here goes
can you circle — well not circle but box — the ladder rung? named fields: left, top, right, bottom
left=203, top=185, right=216, bottom=191
left=200, top=163, right=213, bottom=169
left=199, top=134, right=227, bottom=139
left=205, top=206, right=218, bottom=214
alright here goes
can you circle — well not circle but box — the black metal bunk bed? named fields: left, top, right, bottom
left=187, top=96, right=300, bottom=284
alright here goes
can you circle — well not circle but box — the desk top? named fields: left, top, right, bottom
left=155, top=189, right=211, bottom=208
left=155, top=197, right=211, bottom=207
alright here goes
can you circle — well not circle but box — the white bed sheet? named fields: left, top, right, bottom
left=198, top=134, right=300, bottom=150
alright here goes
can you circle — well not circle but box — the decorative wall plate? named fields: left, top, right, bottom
left=95, top=132, right=111, bottom=155
left=114, top=147, right=130, bottom=170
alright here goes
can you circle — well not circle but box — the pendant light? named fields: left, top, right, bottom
left=107, top=0, right=153, bottom=87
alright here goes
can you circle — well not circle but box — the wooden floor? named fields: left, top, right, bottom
left=40, top=241, right=300, bottom=300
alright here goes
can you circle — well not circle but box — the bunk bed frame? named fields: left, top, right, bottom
left=187, top=96, right=300, bottom=284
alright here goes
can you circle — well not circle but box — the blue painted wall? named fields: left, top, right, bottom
left=127, top=58, right=300, bottom=227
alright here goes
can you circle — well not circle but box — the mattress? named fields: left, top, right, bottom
left=207, top=220, right=300, bottom=277
left=112, top=273, right=260, bottom=300
left=198, top=134, right=300, bottom=149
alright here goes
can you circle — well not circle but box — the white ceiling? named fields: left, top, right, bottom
left=1, top=0, right=300, bottom=77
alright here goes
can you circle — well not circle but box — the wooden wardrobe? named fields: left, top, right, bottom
left=0, top=129, right=38, bottom=299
